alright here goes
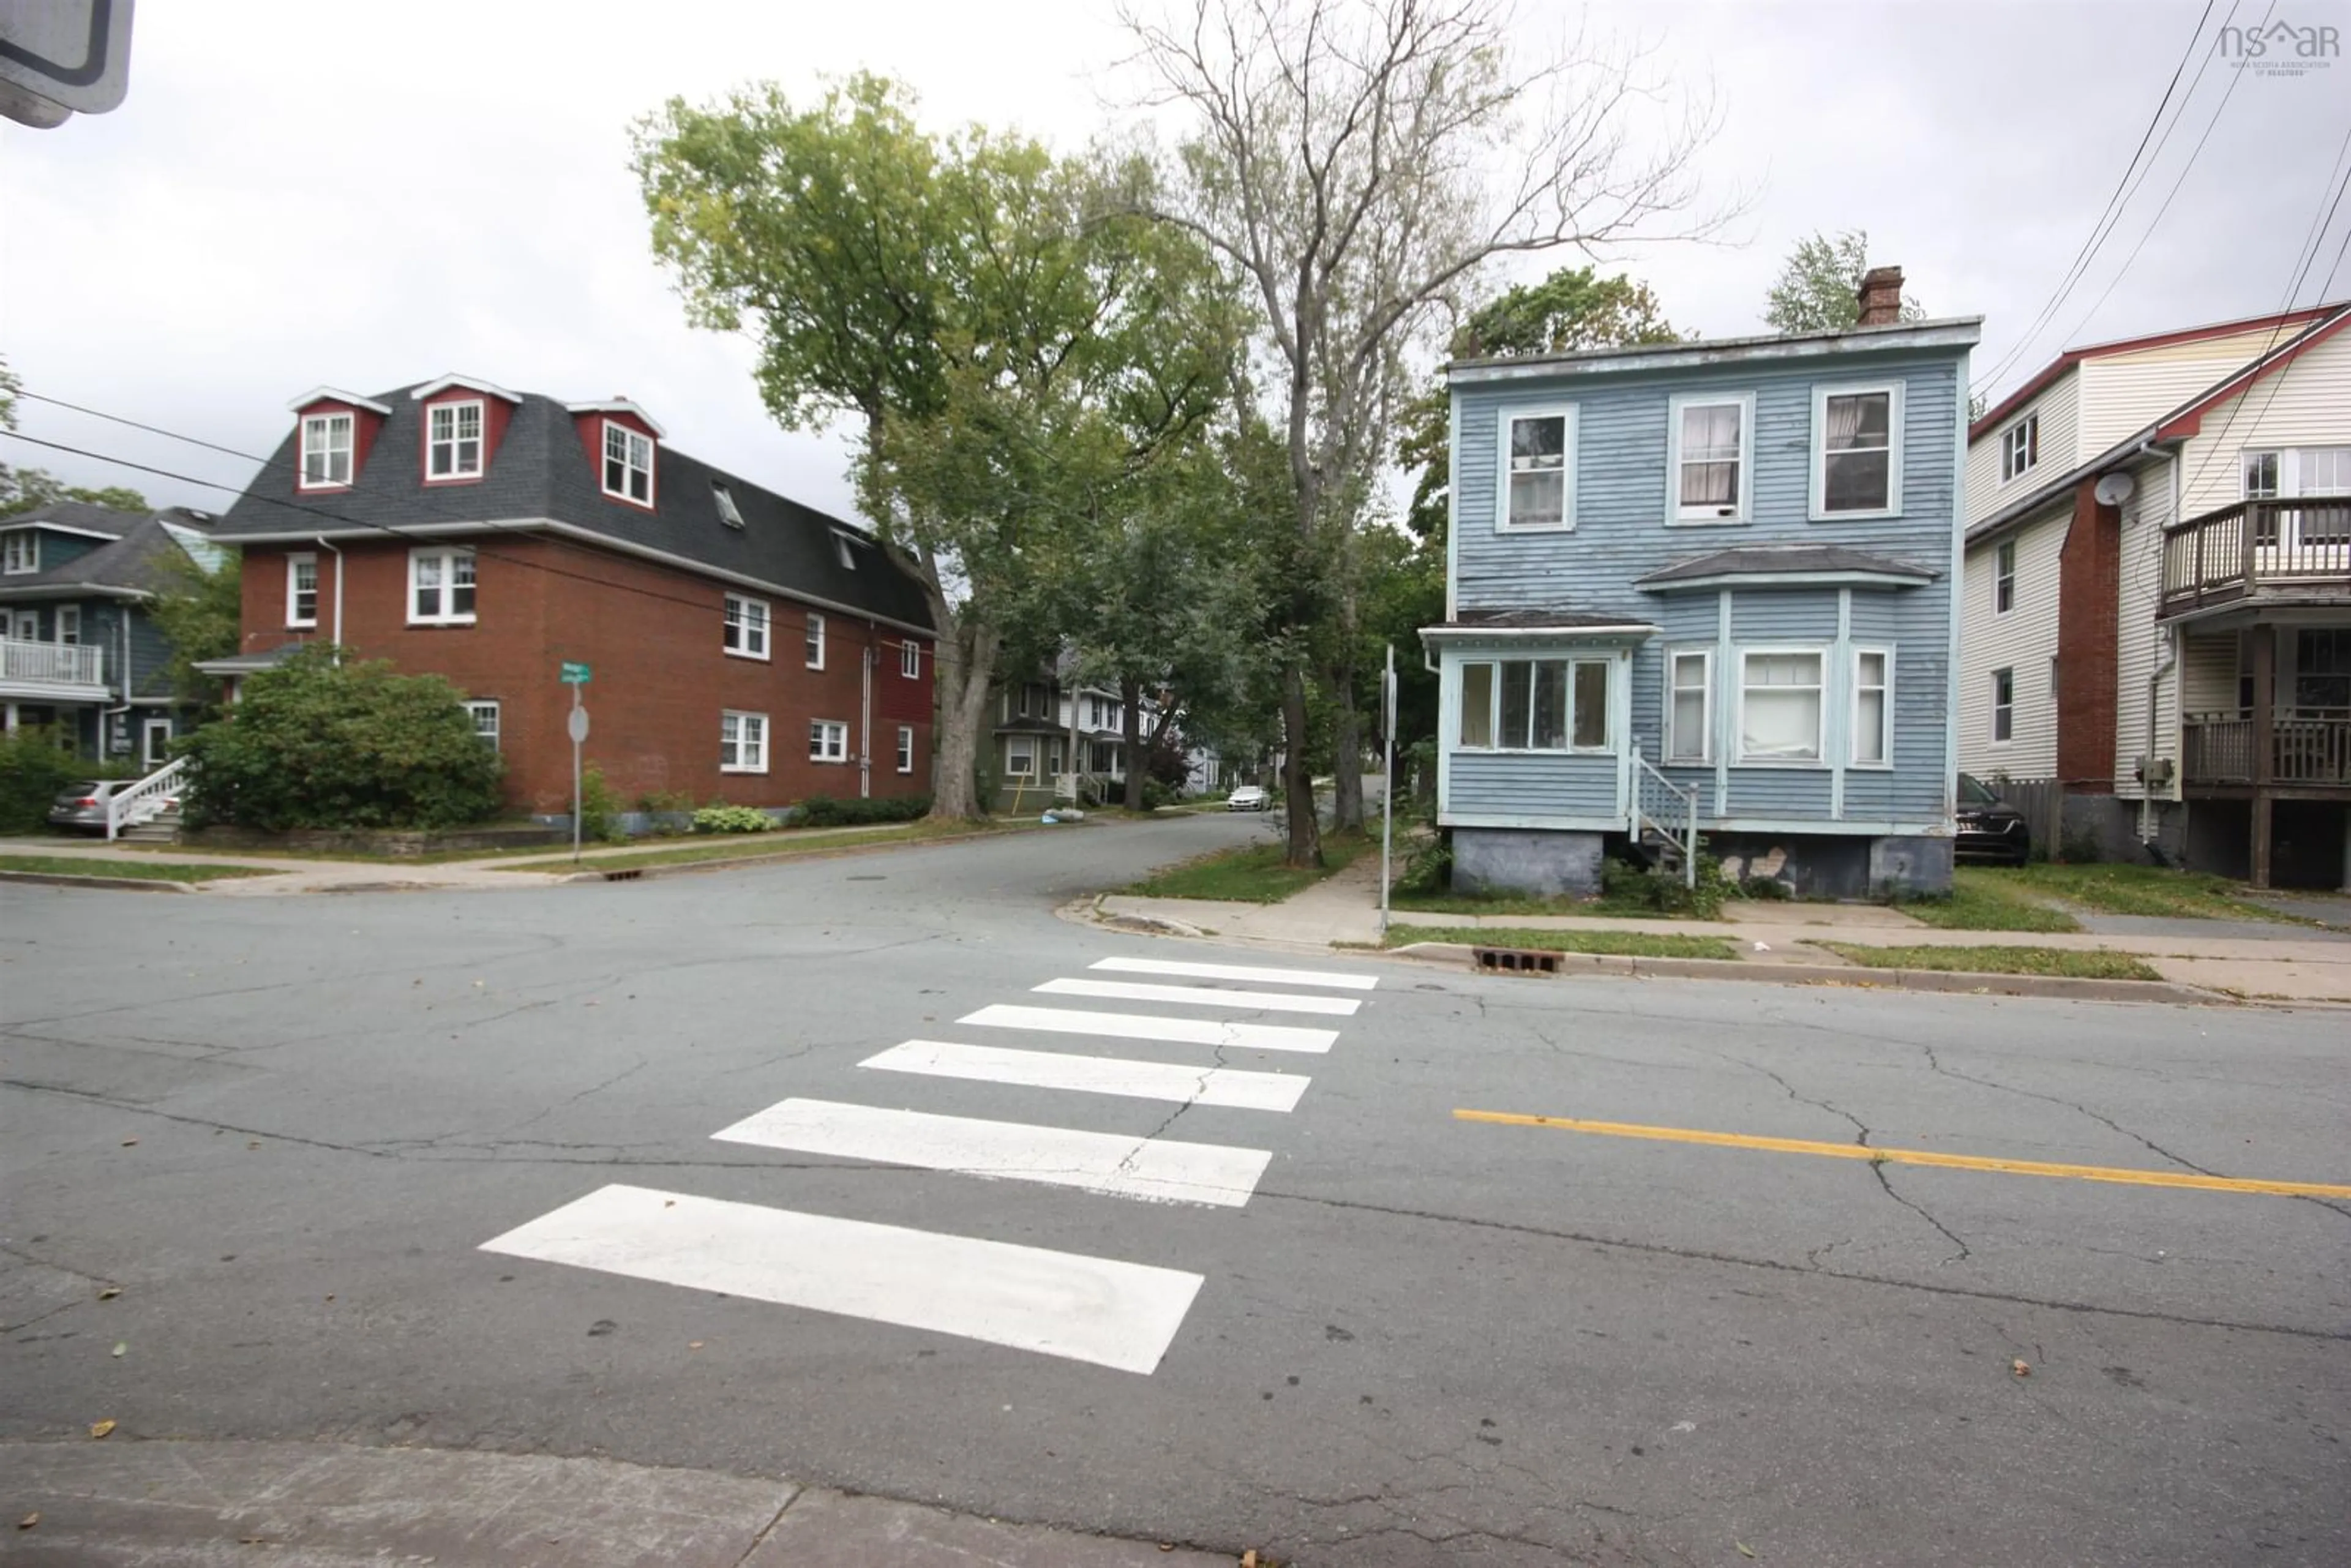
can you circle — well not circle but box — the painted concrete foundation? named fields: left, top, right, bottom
left=1452, top=827, right=1605, bottom=897
left=1715, top=833, right=1952, bottom=899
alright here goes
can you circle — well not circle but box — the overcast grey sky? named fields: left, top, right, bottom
left=4, top=0, right=2346, bottom=523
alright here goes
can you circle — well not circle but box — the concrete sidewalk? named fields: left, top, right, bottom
left=0, top=1438, right=1233, bottom=1567
left=1098, top=865, right=2351, bottom=1003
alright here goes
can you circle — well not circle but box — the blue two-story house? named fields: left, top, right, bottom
left=1423, top=273, right=1981, bottom=898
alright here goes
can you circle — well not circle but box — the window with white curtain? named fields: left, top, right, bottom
left=1502, top=408, right=1573, bottom=528
left=1671, top=396, right=1749, bottom=523
left=1851, top=648, right=1892, bottom=767
left=1667, top=650, right=1711, bottom=763
left=1813, top=386, right=1898, bottom=516
left=1738, top=650, right=1824, bottom=762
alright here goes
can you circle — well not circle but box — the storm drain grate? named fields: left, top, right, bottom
left=601, top=869, right=644, bottom=882
left=1473, top=947, right=1560, bottom=976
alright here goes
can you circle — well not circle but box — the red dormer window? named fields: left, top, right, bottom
left=300, top=413, right=354, bottom=490
left=428, top=400, right=485, bottom=479
left=603, top=421, right=654, bottom=505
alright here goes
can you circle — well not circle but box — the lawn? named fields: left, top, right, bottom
left=1899, top=868, right=2082, bottom=932
left=498, top=817, right=1023, bottom=873
left=1819, top=942, right=2161, bottom=980
left=1964, top=863, right=2301, bottom=923
left=1390, top=887, right=1606, bottom=917
left=1385, top=925, right=1738, bottom=959
left=1123, top=831, right=1368, bottom=903
left=0, top=853, right=275, bottom=884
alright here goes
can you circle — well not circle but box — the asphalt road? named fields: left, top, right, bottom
left=4, top=813, right=2347, bottom=1566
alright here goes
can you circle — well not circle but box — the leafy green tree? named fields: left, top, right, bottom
left=1763, top=229, right=1923, bottom=333
left=0, top=353, right=148, bottom=519
left=177, top=648, right=503, bottom=831
left=144, top=547, right=242, bottom=709
left=635, top=78, right=1235, bottom=821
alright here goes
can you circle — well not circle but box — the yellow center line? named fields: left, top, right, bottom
left=1453, top=1109, right=2351, bottom=1199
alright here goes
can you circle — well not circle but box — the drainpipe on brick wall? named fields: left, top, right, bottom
left=315, top=537, right=344, bottom=662
left=859, top=634, right=874, bottom=799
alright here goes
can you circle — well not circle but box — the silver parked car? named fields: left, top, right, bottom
left=1226, top=784, right=1269, bottom=812
left=48, top=780, right=174, bottom=835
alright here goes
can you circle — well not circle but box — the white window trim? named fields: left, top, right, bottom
left=1450, top=655, right=1613, bottom=754
left=425, top=397, right=487, bottom=482
left=1663, top=646, right=1713, bottom=765
left=900, top=640, right=920, bottom=679
left=287, top=552, right=318, bottom=628
left=298, top=412, right=356, bottom=492
left=1494, top=403, right=1578, bottom=533
left=1006, top=736, right=1037, bottom=777
left=2, top=531, right=33, bottom=575
left=54, top=606, right=80, bottom=645
left=1664, top=391, right=1755, bottom=526
left=141, top=716, right=173, bottom=768
left=721, top=710, right=769, bottom=774
left=1808, top=381, right=1905, bottom=521
left=809, top=718, right=849, bottom=764
left=896, top=724, right=915, bottom=774
left=1991, top=667, right=2015, bottom=746
left=408, top=546, right=478, bottom=626
left=722, top=592, right=771, bottom=661
left=601, top=419, right=656, bottom=506
left=2243, top=446, right=2351, bottom=499
left=1733, top=645, right=1831, bottom=768
left=465, top=700, right=501, bottom=751
left=2000, top=412, right=2038, bottom=484
left=1850, top=645, right=1894, bottom=771
left=1993, top=539, right=2016, bottom=616
left=804, top=610, right=827, bottom=670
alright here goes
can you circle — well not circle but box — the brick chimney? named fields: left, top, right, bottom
left=1856, top=265, right=1905, bottom=327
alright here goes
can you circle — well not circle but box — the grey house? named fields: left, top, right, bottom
left=0, top=501, right=225, bottom=767
left=1423, top=272, right=1981, bottom=898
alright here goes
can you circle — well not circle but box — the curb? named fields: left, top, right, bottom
left=1386, top=941, right=2225, bottom=1005
left=0, top=869, right=198, bottom=895
left=546, top=822, right=1082, bottom=884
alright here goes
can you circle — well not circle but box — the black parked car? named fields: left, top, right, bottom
left=1955, top=773, right=2031, bottom=865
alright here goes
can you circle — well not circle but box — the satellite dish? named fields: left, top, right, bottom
left=2094, top=472, right=2135, bottom=507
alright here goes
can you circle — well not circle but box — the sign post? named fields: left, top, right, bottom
left=1379, top=643, right=1396, bottom=937
left=560, top=662, right=591, bottom=863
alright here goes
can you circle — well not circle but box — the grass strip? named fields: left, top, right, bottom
left=2000, top=863, right=2303, bottom=923
left=1897, top=869, right=2081, bottom=932
left=1819, top=942, right=2161, bottom=980
left=1122, top=831, right=1368, bottom=903
left=0, top=853, right=274, bottom=883
left=1387, top=925, right=1738, bottom=959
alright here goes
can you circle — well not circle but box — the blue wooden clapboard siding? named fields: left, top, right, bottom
left=1439, top=337, right=1969, bottom=839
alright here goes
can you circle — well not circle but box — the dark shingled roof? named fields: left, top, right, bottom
left=2, top=500, right=143, bottom=539
left=209, top=383, right=932, bottom=632
left=4, top=509, right=217, bottom=596
left=1633, top=545, right=1938, bottom=588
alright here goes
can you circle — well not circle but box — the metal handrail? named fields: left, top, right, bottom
left=1631, top=741, right=1698, bottom=888
left=104, top=756, right=189, bottom=842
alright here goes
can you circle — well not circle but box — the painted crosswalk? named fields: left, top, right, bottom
left=861, top=1039, right=1311, bottom=1112
left=481, top=1185, right=1202, bottom=1375
left=711, top=1097, right=1273, bottom=1207
left=959, top=1002, right=1338, bottom=1054
left=482, top=946, right=1378, bottom=1373
left=1033, top=977, right=1362, bottom=1016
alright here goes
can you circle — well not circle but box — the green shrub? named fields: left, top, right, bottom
left=1602, top=849, right=1732, bottom=920
left=798, top=793, right=932, bottom=827
left=176, top=647, right=504, bottom=831
left=693, top=804, right=775, bottom=835
left=574, top=764, right=628, bottom=842
left=0, top=727, right=81, bottom=834
left=634, top=789, right=694, bottom=815
left=1397, top=828, right=1452, bottom=894
left=1139, top=778, right=1178, bottom=811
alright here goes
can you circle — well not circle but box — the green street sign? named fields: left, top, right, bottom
left=560, top=661, right=592, bottom=685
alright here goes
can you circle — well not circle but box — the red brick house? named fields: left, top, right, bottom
left=199, top=376, right=936, bottom=817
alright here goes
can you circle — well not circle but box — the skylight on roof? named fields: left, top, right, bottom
left=833, top=531, right=858, bottom=570
left=713, top=481, right=746, bottom=530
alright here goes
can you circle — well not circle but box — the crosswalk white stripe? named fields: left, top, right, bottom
left=481, top=1184, right=1201, bottom=1375
left=711, top=1097, right=1273, bottom=1207
left=1089, top=955, right=1379, bottom=991
left=862, top=1039, right=1311, bottom=1112
left=958, top=1002, right=1337, bottom=1055
left=1035, top=977, right=1362, bottom=1016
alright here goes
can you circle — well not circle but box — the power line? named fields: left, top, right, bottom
left=0, top=425, right=868, bottom=636
left=1971, top=0, right=2224, bottom=400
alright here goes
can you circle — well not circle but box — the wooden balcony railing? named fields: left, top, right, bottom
left=2160, top=499, right=2351, bottom=617
left=2181, top=708, right=2351, bottom=787
left=0, top=636, right=107, bottom=689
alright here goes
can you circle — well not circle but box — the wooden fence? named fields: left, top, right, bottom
left=1984, top=776, right=2063, bottom=857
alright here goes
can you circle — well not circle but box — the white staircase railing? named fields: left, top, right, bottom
left=105, top=755, right=189, bottom=842
left=1630, top=741, right=1698, bottom=888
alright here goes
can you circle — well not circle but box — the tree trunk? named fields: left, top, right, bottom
left=1280, top=660, right=1321, bottom=867
left=1121, top=675, right=1146, bottom=811
left=1329, top=668, right=1363, bottom=835
left=924, top=581, right=999, bottom=823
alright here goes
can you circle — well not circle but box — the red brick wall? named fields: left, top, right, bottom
left=2054, top=479, right=2120, bottom=792
left=236, top=535, right=933, bottom=815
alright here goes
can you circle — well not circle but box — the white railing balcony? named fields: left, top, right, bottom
left=0, top=637, right=107, bottom=692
